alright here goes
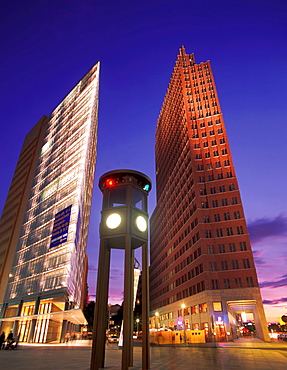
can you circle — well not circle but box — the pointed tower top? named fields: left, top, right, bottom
left=179, top=45, right=186, bottom=56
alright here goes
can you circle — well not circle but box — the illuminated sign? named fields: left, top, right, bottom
left=50, top=205, right=72, bottom=248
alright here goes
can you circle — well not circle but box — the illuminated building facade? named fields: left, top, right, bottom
left=150, top=47, right=269, bottom=341
left=0, top=61, right=100, bottom=343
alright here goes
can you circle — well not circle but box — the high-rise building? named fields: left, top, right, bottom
left=0, top=61, right=100, bottom=343
left=149, top=47, right=269, bottom=341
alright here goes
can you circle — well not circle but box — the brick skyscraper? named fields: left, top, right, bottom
left=150, top=47, right=269, bottom=341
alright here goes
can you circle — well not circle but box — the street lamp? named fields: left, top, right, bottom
left=155, top=311, right=159, bottom=330
left=181, top=304, right=186, bottom=343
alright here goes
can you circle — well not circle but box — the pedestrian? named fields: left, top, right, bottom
left=65, top=330, right=71, bottom=343
left=0, top=332, right=5, bottom=350
left=13, top=333, right=19, bottom=349
left=6, top=330, right=14, bottom=349
left=172, top=333, right=175, bottom=348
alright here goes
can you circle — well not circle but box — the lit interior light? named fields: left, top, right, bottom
left=241, top=311, right=247, bottom=322
left=106, top=213, right=121, bottom=229
left=135, top=216, right=147, bottom=232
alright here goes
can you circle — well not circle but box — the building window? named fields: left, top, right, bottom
left=235, top=278, right=242, bottom=288
left=219, top=185, right=225, bottom=192
left=218, top=128, right=223, bottom=134
left=224, top=212, right=230, bottom=220
left=209, top=262, right=217, bottom=271
left=216, top=229, right=223, bottom=237
left=231, top=260, right=239, bottom=269
left=215, top=119, right=221, bottom=124
left=203, top=141, right=208, bottom=147
left=218, top=244, right=225, bottom=253
left=210, top=187, right=216, bottom=194
left=210, top=130, right=215, bottom=136
left=240, top=242, right=247, bottom=251
left=234, top=211, right=240, bottom=219
left=220, top=138, right=225, bottom=144
left=199, top=303, right=208, bottom=313
left=208, top=175, right=214, bottom=181
left=194, top=143, right=200, bottom=148
left=213, top=150, right=219, bottom=156
left=202, top=132, right=207, bottom=137
left=207, top=245, right=214, bottom=254
left=198, top=176, right=205, bottom=183
left=206, top=163, right=212, bottom=170
left=201, top=202, right=208, bottom=208
left=203, top=216, right=210, bottom=223
left=197, top=164, right=203, bottom=170
left=223, top=279, right=231, bottom=289
left=214, top=214, right=221, bottom=222
left=237, top=226, right=244, bottom=234
left=228, top=184, right=235, bottom=191
left=246, top=277, right=254, bottom=287
left=226, top=227, right=233, bottom=236
left=205, top=152, right=211, bottom=158
left=215, top=161, right=221, bottom=168
left=211, top=140, right=217, bottom=146
left=218, top=173, right=223, bottom=179
left=221, top=261, right=228, bottom=270
left=191, top=305, right=198, bottom=314
left=212, top=280, right=219, bottom=289
left=200, top=122, right=206, bottom=127
left=195, top=154, right=202, bottom=159
left=200, top=188, right=207, bottom=195
left=231, top=197, right=238, bottom=204
left=226, top=171, right=233, bottom=178
left=221, top=198, right=228, bottom=206
left=243, top=259, right=250, bottom=268
left=206, top=230, right=212, bottom=238
left=222, top=149, right=228, bottom=155
left=224, top=160, right=230, bottom=166
left=212, top=200, right=218, bottom=207
left=213, top=302, right=222, bottom=311
left=229, top=243, right=236, bottom=252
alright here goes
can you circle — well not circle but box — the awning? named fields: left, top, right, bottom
left=0, top=308, right=87, bottom=325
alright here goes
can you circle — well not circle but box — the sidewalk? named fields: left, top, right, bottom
left=0, top=339, right=286, bottom=369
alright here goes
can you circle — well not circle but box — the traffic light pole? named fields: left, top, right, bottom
left=90, top=239, right=110, bottom=370
left=90, top=170, right=151, bottom=370
left=122, top=235, right=134, bottom=369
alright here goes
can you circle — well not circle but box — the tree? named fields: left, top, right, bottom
left=83, top=301, right=95, bottom=331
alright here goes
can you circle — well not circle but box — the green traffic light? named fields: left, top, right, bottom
left=143, top=184, right=150, bottom=191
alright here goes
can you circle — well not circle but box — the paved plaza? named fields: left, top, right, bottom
left=0, top=339, right=287, bottom=369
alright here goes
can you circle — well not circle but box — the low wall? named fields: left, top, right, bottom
left=150, top=330, right=205, bottom=345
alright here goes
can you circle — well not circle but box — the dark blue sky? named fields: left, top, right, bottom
left=1, top=0, right=286, bottom=320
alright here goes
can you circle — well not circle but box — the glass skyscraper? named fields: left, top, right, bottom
left=0, top=61, right=100, bottom=343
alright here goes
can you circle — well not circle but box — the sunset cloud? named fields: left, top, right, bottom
left=260, top=274, right=287, bottom=289
left=262, top=297, right=287, bottom=305
left=252, top=249, right=267, bottom=266
left=248, top=214, right=287, bottom=244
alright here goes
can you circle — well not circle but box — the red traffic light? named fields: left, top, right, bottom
left=106, top=178, right=115, bottom=187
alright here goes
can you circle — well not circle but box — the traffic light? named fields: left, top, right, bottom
left=106, top=178, right=116, bottom=188
left=131, top=209, right=148, bottom=240
left=143, top=184, right=150, bottom=192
